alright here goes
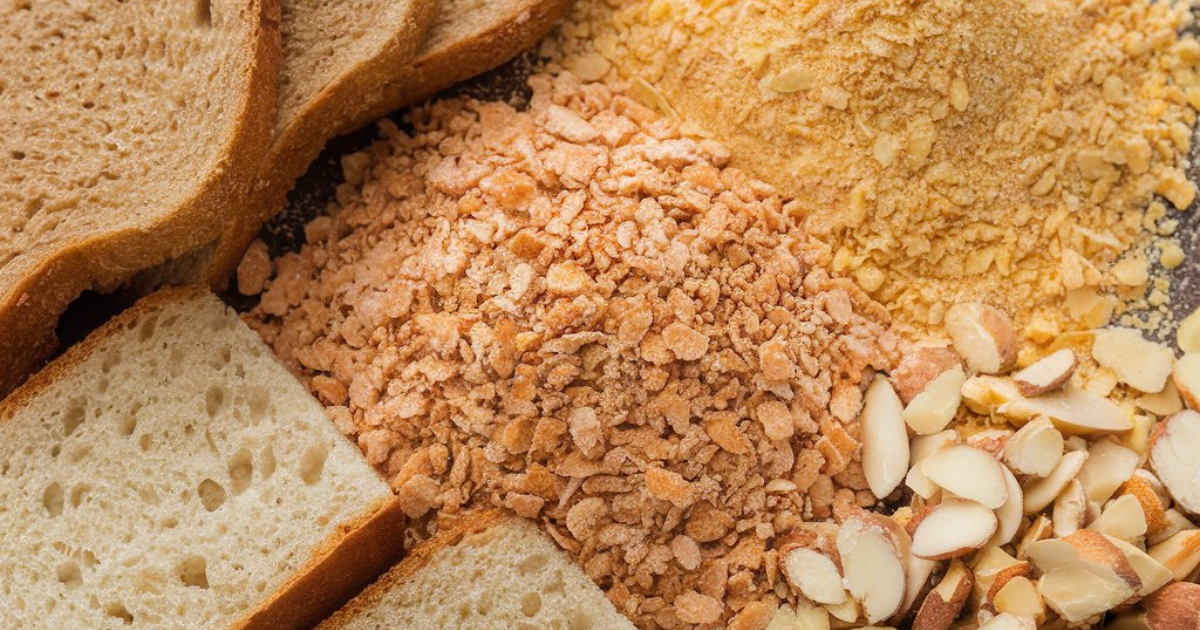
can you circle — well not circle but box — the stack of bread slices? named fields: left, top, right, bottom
left=0, top=0, right=574, bottom=398
left=0, top=0, right=630, bottom=628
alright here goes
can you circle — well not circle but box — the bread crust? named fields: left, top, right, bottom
left=207, top=0, right=573, bottom=286
left=315, top=510, right=514, bottom=629
left=232, top=495, right=407, bottom=630
left=207, top=0, right=440, bottom=284
left=0, top=0, right=282, bottom=399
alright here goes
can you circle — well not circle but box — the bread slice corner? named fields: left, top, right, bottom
left=0, top=286, right=403, bottom=629
left=317, top=511, right=637, bottom=630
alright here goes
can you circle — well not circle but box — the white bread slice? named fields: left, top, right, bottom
left=0, top=0, right=281, bottom=397
left=208, top=0, right=572, bottom=283
left=318, top=512, right=637, bottom=630
left=0, top=287, right=404, bottom=629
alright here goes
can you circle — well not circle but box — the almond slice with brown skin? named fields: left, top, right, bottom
left=1016, top=515, right=1053, bottom=561
left=824, top=597, right=860, bottom=625
left=904, top=366, right=968, bottom=435
left=1028, top=530, right=1143, bottom=623
left=910, top=498, right=998, bottom=560
left=984, top=561, right=1034, bottom=609
left=1001, top=417, right=1063, bottom=478
left=1023, top=450, right=1088, bottom=514
left=990, top=576, right=1044, bottom=622
left=1149, top=410, right=1200, bottom=515
left=971, top=546, right=1023, bottom=612
left=920, top=445, right=1009, bottom=509
left=1013, top=349, right=1078, bottom=397
left=1174, top=354, right=1200, bottom=410
left=778, top=531, right=847, bottom=606
left=1141, top=583, right=1200, bottom=630
left=861, top=376, right=910, bottom=500
left=1106, top=536, right=1173, bottom=598
left=912, top=560, right=974, bottom=630
left=998, top=386, right=1133, bottom=435
left=893, top=346, right=964, bottom=404
left=1079, top=439, right=1141, bottom=504
left=1119, top=473, right=1171, bottom=537
left=945, top=302, right=1019, bottom=375
left=961, top=375, right=1024, bottom=414
left=1148, top=529, right=1200, bottom=581
left=836, top=516, right=908, bottom=624
left=1147, top=509, right=1196, bottom=546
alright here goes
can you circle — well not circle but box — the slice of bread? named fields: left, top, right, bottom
left=0, top=287, right=404, bottom=629
left=317, top=511, right=636, bottom=630
left=207, top=0, right=438, bottom=283
left=207, top=0, right=572, bottom=283
left=0, top=0, right=281, bottom=397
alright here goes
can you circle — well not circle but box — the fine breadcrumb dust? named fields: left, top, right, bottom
left=549, top=0, right=1200, bottom=344
left=248, top=73, right=898, bottom=629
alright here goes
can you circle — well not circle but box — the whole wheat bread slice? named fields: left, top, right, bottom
left=0, top=0, right=281, bottom=397
left=208, top=0, right=573, bottom=283
left=207, top=0, right=439, bottom=282
left=317, top=511, right=636, bottom=630
left=0, top=287, right=404, bottom=629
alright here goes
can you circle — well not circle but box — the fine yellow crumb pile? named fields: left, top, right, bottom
left=554, top=0, right=1200, bottom=342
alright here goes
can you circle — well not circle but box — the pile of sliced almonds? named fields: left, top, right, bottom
left=765, top=303, right=1200, bottom=630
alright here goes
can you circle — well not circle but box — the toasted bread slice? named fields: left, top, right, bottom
left=318, top=511, right=636, bottom=630
left=0, top=287, right=404, bottom=629
left=208, top=0, right=572, bottom=283
left=0, top=0, right=281, bottom=397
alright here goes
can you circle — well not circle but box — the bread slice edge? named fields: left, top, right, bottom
left=0, top=0, right=283, bottom=400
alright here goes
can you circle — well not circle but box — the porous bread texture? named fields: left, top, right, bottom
left=0, top=0, right=279, bottom=397
left=209, top=0, right=572, bottom=284
left=0, top=289, right=393, bottom=629
left=320, top=513, right=636, bottom=630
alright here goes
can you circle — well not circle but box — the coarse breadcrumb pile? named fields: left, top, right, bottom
left=249, top=73, right=898, bottom=629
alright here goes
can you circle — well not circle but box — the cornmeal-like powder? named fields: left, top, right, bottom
left=552, top=0, right=1200, bottom=343
left=250, top=74, right=898, bottom=629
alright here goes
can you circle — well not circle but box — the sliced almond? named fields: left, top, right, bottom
left=990, top=464, right=1024, bottom=548
left=998, top=386, right=1133, bottom=435
left=965, top=430, right=1012, bottom=459
left=897, top=553, right=939, bottom=624
left=1028, top=531, right=1143, bottom=622
left=907, top=431, right=959, bottom=500
left=861, top=377, right=910, bottom=500
left=990, top=576, right=1044, bottom=622
left=1088, top=494, right=1149, bottom=543
left=976, top=612, right=1036, bottom=630
left=921, top=446, right=1009, bottom=509
left=961, top=376, right=1024, bottom=414
left=1078, top=439, right=1141, bottom=505
left=1149, top=410, right=1200, bottom=514
left=1137, top=380, right=1185, bottom=417
left=1116, top=472, right=1168, bottom=537
left=984, top=562, right=1034, bottom=607
left=945, top=302, right=1019, bottom=375
left=1023, top=449, right=1088, bottom=514
left=778, top=535, right=847, bottom=606
left=1142, top=583, right=1200, bottom=630
left=1179, top=307, right=1200, bottom=354
left=912, top=560, right=974, bottom=630
left=824, top=598, right=860, bottom=625
left=893, top=346, right=965, bottom=404
left=1106, top=536, right=1174, bottom=598
left=1173, top=354, right=1200, bottom=410
left=766, top=605, right=832, bottom=630
left=1012, top=349, right=1078, bottom=397
left=1147, top=509, right=1196, bottom=546
left=1016, top=515, right=1054, bottom=561
left=1002, top=417, right=1064, bottom=478
left=1093, top=327, right=1177, bottom=394
left=1053, top=479, right=1088, bottom=537
left=837, top=516, right=908, bottom=624
left=910, top=499, right=998, bottom=560
left=1147, top=529, right=1200, bottom=581
left=904, top=366, right=968, bottom=435
left=970, top=547, right=1023, bottom=612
